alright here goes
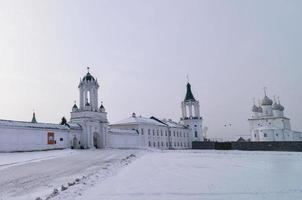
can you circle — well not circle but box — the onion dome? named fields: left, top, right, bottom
left=99, top=104, right=105, bottom=112
left=72, top=102, right=78, bottom=112
left=272, top=102, right=279, bottom=110
left=184, top=82, right=196, bottom=101
left=252, top=105, right=259, bottom=112
left=261, top=95, right=273, bottom=106
left=278, top=100, right=285, bottom=111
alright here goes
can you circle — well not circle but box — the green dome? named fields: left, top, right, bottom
left=83, top=72, right=95, bottom=82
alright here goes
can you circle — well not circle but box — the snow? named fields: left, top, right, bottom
left=0, top=149, right=75, bottom=170
left=54, top=150, right=302, bottom=200
left=0, top=119, right=70, bottom=130
left=112, top=116, right=166, bottom=126
left=0, top=149, right=142, bottom=200
left=1, top=150, right=302, bottom=200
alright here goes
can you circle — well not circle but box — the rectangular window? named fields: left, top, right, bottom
left=141, top=129, right=144, bottom=135
left=148, top=129, right=150, bottom=135
left=264, top=133, right=267, bottom=137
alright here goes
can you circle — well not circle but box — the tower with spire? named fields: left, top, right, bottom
left=70, top=68, right=108, bottom=149
left=180, top=82, right=203, bottom=141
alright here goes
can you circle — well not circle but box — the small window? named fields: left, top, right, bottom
left=141, top=129, right=144, bottom=135
left=194, top=125, right=197, bottom=127
left=60, top=138, right=63, bottom=141
left=149, top=141, right=151, bottom=146
left=254, top=134, right=256, bottom=137
left=195, top=131, right=198, bottom=138
left=264, top=133, right=267, bottom=137
left=148, top=129, right=151, bottom=135
left=276, top=134, right=279, bottom=137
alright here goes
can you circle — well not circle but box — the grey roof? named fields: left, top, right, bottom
left=261, top=95, right=273, bottom=106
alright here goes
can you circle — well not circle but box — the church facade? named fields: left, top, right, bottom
left=248, top=91, right=302, bottom=142
left=0, top=69, right=203, bottom=152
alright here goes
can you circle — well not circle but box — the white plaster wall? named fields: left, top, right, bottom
left=0, top=127, right=69, bottom=152
left=107, top=132, right=141, bottom=149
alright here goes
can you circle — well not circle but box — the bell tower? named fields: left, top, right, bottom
left=180, top=82, right=203, bottom=141
left=70, top=68, right=108, bottom=149
left=78, top=67, right=99, bottom=111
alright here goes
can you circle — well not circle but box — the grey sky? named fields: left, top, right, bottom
left=0, top=0, right=301, bottom=140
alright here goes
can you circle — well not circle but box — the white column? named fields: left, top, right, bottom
left=195, top=102, right=200, bottom=117
left=181, top=102, right=185, bottom=118
left=183, top=103, right=188, bottom=118
left=188, top=103, right=193, bottom=118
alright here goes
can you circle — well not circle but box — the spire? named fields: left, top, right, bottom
left=184, top=82, right=196, bottom=101
left=31, top=112, right=37, bottom=123
left=263, top=86, right=267, bottom=96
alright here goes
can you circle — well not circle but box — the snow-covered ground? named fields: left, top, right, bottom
left=54, top=150, right=302, bottom=200
left=0, top=149, right=142, bottom=200
left=1, top=150, right=302, bottom=200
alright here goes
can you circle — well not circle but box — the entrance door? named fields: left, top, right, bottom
left=72, top=136, right=78, bottom=149
left=93, top=132, right=101, bottom=149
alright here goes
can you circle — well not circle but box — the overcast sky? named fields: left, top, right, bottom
left=0, top=0, right=301, bottom=140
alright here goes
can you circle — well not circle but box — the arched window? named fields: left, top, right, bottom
left=86, top=91, right=91, bottom=104
left=195, top=131, right=198, bottom=138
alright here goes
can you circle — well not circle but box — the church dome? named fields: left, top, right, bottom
left=83, top=72, right=95, bottom=82
left=272, top=102, right=279, bottom=110
left=261, top=95, right=273, bottom=106
left=252, top=105, right=259, bottom=112
left=99, top=104, right=105, bottom=112
left=278, top=103, right=285, bottom=111
left=257, top=106, right=263, bottom=113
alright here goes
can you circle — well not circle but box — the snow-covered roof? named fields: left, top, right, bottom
left=162, top=119, right=187, bottom=129
left=67, top=123, right=82, bottom=130
left=112, top=116, right=166, bottom=127
left=109, top=128, right=138, bottom=135
left=0, top=119, right=70, bottom=130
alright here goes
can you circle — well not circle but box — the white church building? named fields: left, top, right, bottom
left=248, top=91, right=302, bottom=142
left=0, top=69, right=203, bottom=152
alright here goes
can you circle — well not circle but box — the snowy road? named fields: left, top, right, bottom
left=57, top=150, right=302, bottom=200
left=0, top=149, right=141, bottom=200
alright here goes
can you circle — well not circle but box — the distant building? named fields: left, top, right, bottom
left=0, top=69, right=203, bottom=152
left=248, top=91, right=302, bottom=142
left=110, top=81, right=204, bottom=149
